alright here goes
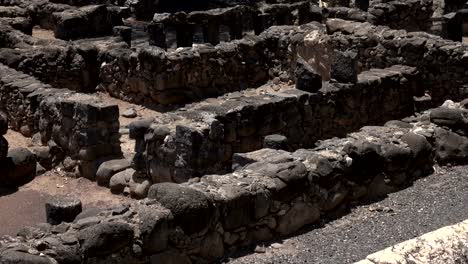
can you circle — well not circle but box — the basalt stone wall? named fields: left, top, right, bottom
left=325, top=19, right=468, bottom=104
left=328, top=0, right=434, bottom=32
left=148, top=2, right=322, bottom=48
left=0, top=24, right=120, bottom=92
left=99, top=24, right=308, bottom=106
left=6, top=103, right=468, bottom=263
left=130, top=65, right=421, bottom=183
left=0, top=63, right=121, bottom=178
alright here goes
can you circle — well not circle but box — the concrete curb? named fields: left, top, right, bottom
left=355, top=219, right=468, bottom=264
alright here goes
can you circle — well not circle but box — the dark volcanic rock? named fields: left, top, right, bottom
left=78, top=222, right=134, bottom=257
left=0, top=135, right=8, bottom=158
left=96, top=159, right=132, bottom=186
left=295, top=57, right=322, bottom=93
left=0, top=110, right=7, bottom=135
left=0, top=250, right=53, bottom=264
left=430, top=107, right=468, bottom=130
left=263, top=134, right=289, bottom=150
left=148, top=182, right=214, bottom=234
left=434, top=127, right=468, bottom=164
left=331, top=50, right=358, bottom=83
left=45, top=196, right=83, bottom=225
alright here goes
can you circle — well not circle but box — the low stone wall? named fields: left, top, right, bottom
left=53, top=4, right=123, bottom=40
left=328, top=0, right=433, bottom=32
left=324, top=18, right=468, bottom=104
left=100, top=24, right=305, bottom=105
left=130, top=64, right=421, bottom=183
left=0, top=63, right=121, bottom=178
left=357, top=219, right=468, bottom=264
left=3, top=101, right=468, bottom=263
left=0, top=24, right=123, bottom=92
left=148, top=2, right=322, bottom=48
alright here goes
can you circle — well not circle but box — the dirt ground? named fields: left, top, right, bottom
left=0, top=170, right=130, bottom=236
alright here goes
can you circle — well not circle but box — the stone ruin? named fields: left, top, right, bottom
left=0, top=0, right=467, bottom=263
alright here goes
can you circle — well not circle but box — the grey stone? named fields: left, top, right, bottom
left=0, top=111, right=7, bottom=135
left=78, top=222, right=134, bottom=257
left=147, top=182, right=213, bottom=235
left=122, top=108, right=137, bottom=118
left=331, top=50, right=358, bottom=83
left=263, top=134, right=289, bottom=150
left=109, top=168, right=135, bottom=194
left=36, top=163, right=46, bottom=176
left=45, top=196, right=82, bottom=225
left=129, top=177, right=151, bottom=199
left=4, top=148, right=36, bottom=186
left=430, top=107, right=468, bottom=130
left=0, top=250, right=53, bottom=264
left=74, top=216, right=101, bottom=229
left=96, top=159, right=132, bottom=186
left=0, top=135, right=8, bottom=158
left=276, top=201, right=320, bottom=235
left=295, top=56, right=322, bottom=93
left=150, top=250, right=191, bottom=264
left=434, top=127, right=468, bottom=164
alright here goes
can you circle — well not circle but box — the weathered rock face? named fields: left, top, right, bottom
left=0, top=63, right=122, bottom=180
left=4, top=97, right=468, bottom=263
left=96, top=158, right=132, bottom=186
left=295, top=56, right=322, bottom=92
left=326, top=19, right=468, bottom=105
left=132, top=64, right=420, bottom=182
left=54, top=5, right=122, bottom=40
left=357, top=219, right=468, bottom=264
left=2, top=147, right=36, bottom=186
left=330, top=49, right=358, bottom=83
left=147, top=182, right=214, bottom=234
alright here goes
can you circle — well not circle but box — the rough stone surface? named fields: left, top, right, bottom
left=357, top=219, right=468, bottom=264
left=109, top=168, right=135, bottom=194
left=45, top=196, right=82, bottom=225
left=78, top=222, right=134, bottom=257
left=96, top=159, right=132, bottom=186
left=295, top=56, right=322, bottom=92
left=148, top=182, right=214, bottom=235
left=0, top=110, right=8, bottom=135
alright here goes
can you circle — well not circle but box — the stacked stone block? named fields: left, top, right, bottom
left=0, top=110, right=8, bottom=161
left=6, top=99, right=468, bottom=262
left=0, top=63, right=121, bottom=179
left=39, top=93, right=121, bottom=179
left=130, top=65, right=421, bottom=183
left=326, top=18, right=468, bottom=105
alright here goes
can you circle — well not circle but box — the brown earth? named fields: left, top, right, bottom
left=0, top=170, right=130, bottom=236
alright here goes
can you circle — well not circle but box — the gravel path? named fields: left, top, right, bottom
left=224, top=165, right=468, bottom=264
